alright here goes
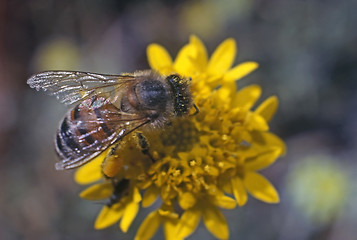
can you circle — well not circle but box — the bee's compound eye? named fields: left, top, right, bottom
left=136, top=80, right=167, bottom=110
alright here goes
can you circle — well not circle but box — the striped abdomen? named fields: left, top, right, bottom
left=55, top=99, right=119, bottom=163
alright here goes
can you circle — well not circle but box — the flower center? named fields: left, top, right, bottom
left=161, top=119, right=199, bottom=152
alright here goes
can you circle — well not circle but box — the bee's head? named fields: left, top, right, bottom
left=166, top=74, right=192, bottom=116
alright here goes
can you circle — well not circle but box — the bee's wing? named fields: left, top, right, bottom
left=27, top=71, right=136, bottom=105
left=56, top=112, right=150, bottom=170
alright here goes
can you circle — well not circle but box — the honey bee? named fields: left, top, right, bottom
left=27, top=70, right=194, bottom=174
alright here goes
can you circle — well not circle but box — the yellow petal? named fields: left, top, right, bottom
left=74, top=150, right=108, bottom=184
left=246, top=113, right=269, bottom=131
left=173, top=43, right=196, bottom=75
left=202, top=204, right=229, bottom=240
left=147, top=44, right=173, bottom=73
left=142, top=186, right=159, bottom=207
left=217, top=85, right=232, bottom=102
left=251, top=131, right=287, bottom=156
left=243, top=172, right=280, bottom=203
left=207, top=38, right=236, bottom=75
left=133, top=187, right=142, bottom=203
left=79, top=182, right=113, bottom=200
left=231, top=176, right=248, bottom=206
left=178, top=192, right=197, bottom=210
left=120, top=201, right=139, bottom=233
left=221, top=177, right=233, bottom=194
left=176, top=207, right=201, bottom=238
left=212, top=194, right=236, bottom=209
left=189, top=35, right=208, bottom=71
left=256, top=96, right=279, bottom=123
left=245, top=148, right=281, bottom=171
left=94, top=205, right=124, bottom=229
left=223, top=61, right=259, bottom=82
left=164, top=218, right=182, bottom=240
left=135, top=211, right=161, bottom=240
left=232, top=84, right=261, bottom=110
left=158, top=209, right=179, bottom=219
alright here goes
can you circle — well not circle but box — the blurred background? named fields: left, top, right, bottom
left=1, top=0, right=356, bottom=239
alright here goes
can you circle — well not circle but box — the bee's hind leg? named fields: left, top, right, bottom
left=101, top=143, right=124, bottom=179
left=106, top=178, right=130, bottom=207
left=136, top=132, right=155, bottom=163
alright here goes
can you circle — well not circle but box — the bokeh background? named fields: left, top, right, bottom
left=1, top=0, right=356, bottom=239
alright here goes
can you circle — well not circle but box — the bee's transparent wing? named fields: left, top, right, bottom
left=55, top=115, right=150, bottom=170
left=27, top=71, right=135, bottom=105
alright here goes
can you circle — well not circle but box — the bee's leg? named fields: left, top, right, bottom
left=136, top=132, right=155, bottom=162
left=101, top=143, right=123, bottom=179
left=107, top=178, right=130, bottom=207
left=191, top=104, right=199, bottom=115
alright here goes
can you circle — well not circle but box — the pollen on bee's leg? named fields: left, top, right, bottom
left=102, top=156, right=123, bottom=178
left=101, top=143, right=123, bottom=178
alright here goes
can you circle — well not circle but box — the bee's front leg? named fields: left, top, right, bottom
left=136, top=132, right=155, bottom=163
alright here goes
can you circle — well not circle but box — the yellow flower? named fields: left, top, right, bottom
left=75, top=36, right=285, bottom=239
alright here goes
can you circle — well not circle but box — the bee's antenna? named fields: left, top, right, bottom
left=93, top=201, right=108, bottom=206
left=92, top=199, right=119, bottom=208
